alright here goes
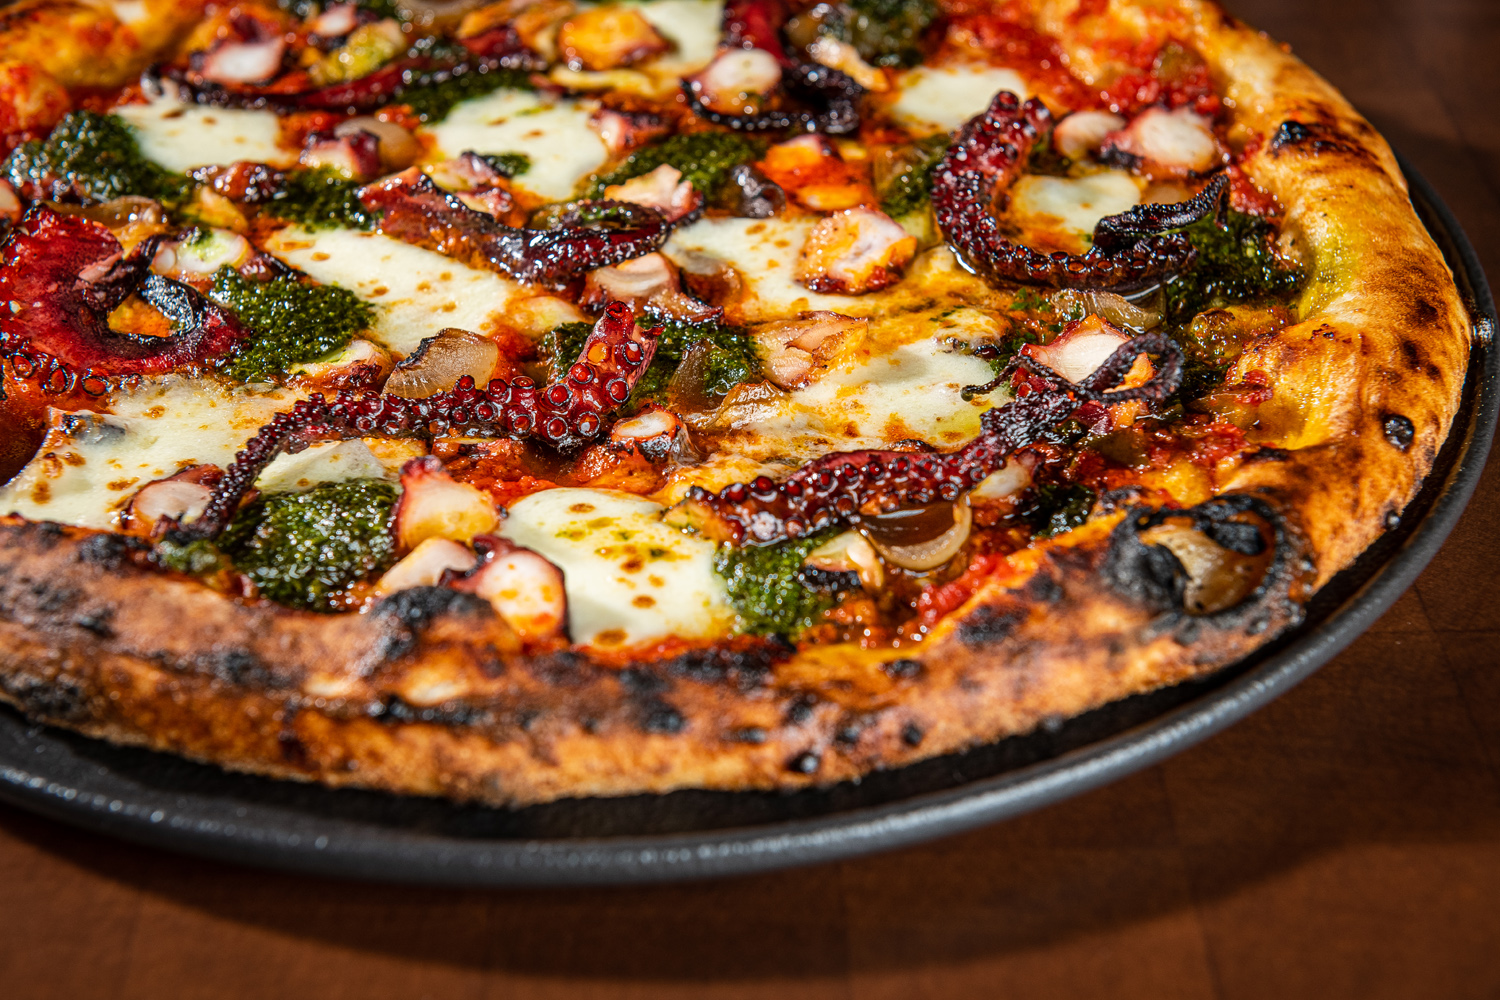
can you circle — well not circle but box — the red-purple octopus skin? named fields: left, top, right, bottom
left=933, top=91, right=1229, bottom=292
left=169, top=301, right=662, bottom=542
left=0, top=206, right=250, bottom=390
left=357, top=169, right=670, bottom=289
left=677, top=333, right=1184, bottom=546
left=156, top=26, right=544, bottom=115
left=682, top=0, right=863, bottom=135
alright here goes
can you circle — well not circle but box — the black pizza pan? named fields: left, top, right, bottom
left=0, top=160, right=1493, bottom=886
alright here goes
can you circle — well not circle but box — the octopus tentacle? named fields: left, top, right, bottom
left=358, top=169, right=669, bottom=289
left=932, top=92, right=1228, bottom=291
left=154, top=27, right=544, bottom=114
left=682, top=0, right=863, bottom=135
left=684, top=62, right=862, bottom=135
left=0, top=206, right=251, bottom=384
left=170, top=301, right=661, bottom=541
left=678, top=333, right=1184, bottom=546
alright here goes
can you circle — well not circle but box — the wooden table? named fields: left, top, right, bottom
left=5, top=1, right=1500, bottom=996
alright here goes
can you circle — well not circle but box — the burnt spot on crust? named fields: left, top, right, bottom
left=901, top=722, right=925, bottom=747
left=1399, top=338, right=1442, bottom=380
left=75, top=532, right=146, bottom=570
left=659, top=637, right=792, bottom=690
left=199, top=647, right=276, bottom=688
left=370, top=587, right=494, bottom=661
left=957, top=605, right=1027, bottom=647
left=1245, top=447, right=1292, bottom=463
left=1025, top=573, right=1064, bottom=604
left=787, top=750, right=821, bottom=774
left=1103, top=495, right=1304, bottom=631
left=0, top=670, right=89, bottom=722
left=729, top=725, right=767, bottom=744
left=1268, top=118, right=1372, bottom=160
left=639, top=700, right=685, bottom=734
left=1383, top=413, right=1417, bottom=451
left=1411, top=297, right=1441, bottom=326
left=530, top=650, right=591, bottom=687
left=71, top=607, right=114, bottom=637
left=373, top=693, right=488, bottom=727
left=785, top=695, right=817, bottom=725
left=883, top=658, right=923, bottom=680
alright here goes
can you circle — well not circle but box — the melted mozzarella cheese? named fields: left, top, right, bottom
left=715, top=316, right=1011, bottom=462
left=422, top=90, right=609, bottom=202
left=264, top=227, right=527, bottom=355
left=1009, top=171, right=1142, bottom=250
left=665, top=217, right=868, bottom=321
left=0, top=380, right=397, bottom=530
left=625, top=0, right=723, bottom=74
left=891, top=65, right=1031, bottom=135
left=788, top=337, right=1006, bottom=449
left=497, top=488, right=733, bottom=648
left=115, top=85, right=294, bottom=172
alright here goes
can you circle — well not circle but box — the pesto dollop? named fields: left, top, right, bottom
left=585, top=132, right=766, bottom=200
left=266, top=167, right=375, bottom=230
left=875, top=133, right=950, bottom=220
left=1164, top=210, right=1305, bottom=398
left=219, top=479, right=398, bottom=612
left=713, top=529, right=844, bottom=635
left=541, top=316, right=758, bottom=408
left=795, top=0, right=939, bottom=68
left=3, top=111, right=192, bottom=205
left=209, top=267, right=375, bottom=383
left=401, top=66, right=536, bottom=122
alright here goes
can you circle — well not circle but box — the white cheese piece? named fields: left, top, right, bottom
left=263, top=226, right=527, bottom=355
left=0, top=379, right=396, bottom=530
left=890, top=65, right=1032, bottom=136
left=257, top=441, right=393, bottom=494
left=787, top=336, right=1008, bottom=450
left=497, top=488, right=733, bottom=648
left=115, top=84, right=295, bottom=172
left=664, top=217, right=867, bottom=321
left=624, top=0, right=724, bottom=74
left=1009, top=171, right=1142, bottom=246
left=422, top=90, right=609, bottom=202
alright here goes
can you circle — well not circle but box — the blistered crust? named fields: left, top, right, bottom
left=0, top=0, right=1474, bottom=804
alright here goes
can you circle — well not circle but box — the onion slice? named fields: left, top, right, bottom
left=858, top=497, right=972, bottom=571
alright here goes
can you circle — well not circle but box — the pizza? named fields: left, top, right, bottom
left=0, top=0, right=1471, bottom=806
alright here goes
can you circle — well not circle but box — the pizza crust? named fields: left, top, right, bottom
left=0, top=0, right=1475, bottom=804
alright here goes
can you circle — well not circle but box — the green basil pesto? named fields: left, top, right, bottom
left=477, top=152, right=531, bottom=178
left=713, top=529, right=845, bottom=635
left=541, top=316, right=757, bottom=408
left=1163, top=210, right=1305, bottom=398
left=3, top=111, right=192, bottom=205
left=219, top=479, right=398, bottom=613
left=875, top=133, right=950, bottom=220
left=209, top=267, right=375, bottom=383
left=266, top=167, right=375, bottom=230
left=1022, top=482, right=1098, bottom=538
left=796, top=0, right=938, bottom=68
left=400, top=66, right=536, bottom=123
left=585, top=132, right=766, bottom=201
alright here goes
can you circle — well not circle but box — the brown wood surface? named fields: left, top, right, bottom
left=4, top=0, right=1500, bottom=996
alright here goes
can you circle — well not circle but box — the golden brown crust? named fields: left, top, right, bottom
left=0, top=0, right=1475, bottom=805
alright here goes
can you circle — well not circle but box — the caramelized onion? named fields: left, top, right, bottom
left=384, top=328, right=500, bottom=398
left=1139, top=517, right=1273, bottom=615
left=859, top=497, right=972, bottom=571
left=1052, top=289, right=1162, bottom=332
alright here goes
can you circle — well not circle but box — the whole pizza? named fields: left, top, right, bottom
left=0, top=0, right=1472, bottom=805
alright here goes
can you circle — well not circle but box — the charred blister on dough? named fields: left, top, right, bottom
left=1102, top=495, right=1306, bottom=631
